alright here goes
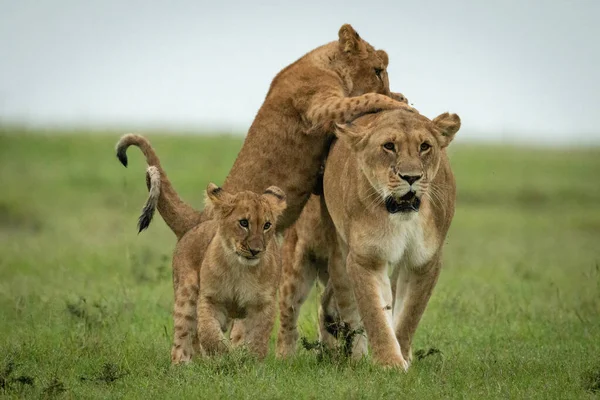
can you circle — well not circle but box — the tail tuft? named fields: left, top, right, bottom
left=137, top=166, right=161, bottom=234
left=116, top=145, right=128, bottom=167
left=137, top=205, right=154, bottom=233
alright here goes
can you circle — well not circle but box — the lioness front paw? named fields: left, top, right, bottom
left=378, top=353, right=410, bottom=371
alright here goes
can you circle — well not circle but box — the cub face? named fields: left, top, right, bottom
left=337, top=24, right=391, bottom=97
left=335, top=110, right=461, bottom=215
left=206, top=184, right=286, bottom=266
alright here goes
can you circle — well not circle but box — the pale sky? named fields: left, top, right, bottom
left=0, top=0, right=599, bottom=144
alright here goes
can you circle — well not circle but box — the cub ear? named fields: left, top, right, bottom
left=262, top=186, right=287, bottom=220
left=432, top=113, right=461, bottom=148
left=376, top=50, right=389, bottom=67
left=205, top=183, right=235, bottom=215
left=338, top=23, right=361, bottom=53
left=334, top=122, right=368, bottom=150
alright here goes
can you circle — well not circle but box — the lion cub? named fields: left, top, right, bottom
left=116, top=134, right=286, bottom=363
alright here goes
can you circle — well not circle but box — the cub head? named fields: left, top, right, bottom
left=337, top=23, right=391, bottom=97
left=206, top=184, right=287, bottom=266
left=335, top=109, right=461, bottom=215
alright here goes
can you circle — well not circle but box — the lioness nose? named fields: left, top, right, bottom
left=399, top=174, right=422, bottom=185
left=249, top=248, right=262, bottom=257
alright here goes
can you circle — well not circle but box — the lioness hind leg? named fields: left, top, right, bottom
left=393, top=259, right=441, bottom=367
left=317, top=280, right=340, bottom=350
left=327, top=238, right=368, bottom=359
left=171, top=268, right=199, bottom=365
left=276, top=236, right=318, bottom=358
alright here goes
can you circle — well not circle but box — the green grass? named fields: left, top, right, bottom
left=1, top=129, right=599, bottom=399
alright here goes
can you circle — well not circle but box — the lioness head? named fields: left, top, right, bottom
left=337, top=24, right=391, bottom=97
left=206, top=183, right=287, bottom=266
left=335, top=109, right=461, bottom=215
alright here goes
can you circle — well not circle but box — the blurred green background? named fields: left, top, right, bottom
left=1, top=129, right=599, bottom=398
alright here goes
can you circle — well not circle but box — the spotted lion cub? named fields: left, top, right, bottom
left=116, top=134, right=286, bottom=363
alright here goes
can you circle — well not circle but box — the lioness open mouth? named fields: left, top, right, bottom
left=385, top=191, right=421, bottom=214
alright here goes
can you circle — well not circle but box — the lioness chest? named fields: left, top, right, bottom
left=349, top=213, right=438, bottom=269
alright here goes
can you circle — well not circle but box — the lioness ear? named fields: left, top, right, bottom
left=205, top=183, right=234, bottom=215
left=262, top=186, right=287, bottom=220
left=376, top=50, right=389, bottom=67
left=432, top=113, right=461, bottom=148
left=338, top=24, right=361, bottom=54
left=334, top=123, right=368, bottom=150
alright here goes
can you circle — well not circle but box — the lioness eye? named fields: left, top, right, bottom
left=420, top=143, right=431, bottom=152
left=383, top=142, right=395, bottom=151
left=239, top=219, right=249, bottom=228
left=263, top=222, right=272, bottom=230
left=374, top=68, right=383, bottom=78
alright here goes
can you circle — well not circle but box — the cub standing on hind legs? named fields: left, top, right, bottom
left=142, top=23, right=413, bottom=239
left=116, top=135, right=286, bottom=363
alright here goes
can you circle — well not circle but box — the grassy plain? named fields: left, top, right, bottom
left=1, top=129, right=599, bottom=398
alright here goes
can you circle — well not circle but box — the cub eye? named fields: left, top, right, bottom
left=420, top=143, right=431, bottom=152
left=263, top=222, right=272, bottom=230
left=383, top=142, right=395, bottom=151
left=374, top=68, right=383, bottom=78
left=239, top=219, right=249, bottom=228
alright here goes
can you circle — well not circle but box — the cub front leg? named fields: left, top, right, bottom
left=171, top=269, right=199, bottom=365
left=244, top=301, right=277, bottom=359
left=393, top=258, right=442, bottom=367
left=306, top=90, right=413, bottom=132
left=347, top=252, right=408, bottom=370
left=196, top=297, right=229, bottom=356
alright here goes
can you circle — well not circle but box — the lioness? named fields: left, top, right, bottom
left=278, top=109, right=461, bottom=368
left=117, top=135, right=286, bottom=363
left=124, top=24, right=411, bottom=240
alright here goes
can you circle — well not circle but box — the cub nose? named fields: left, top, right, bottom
left=399, top=174, right=422, bottom=185
left=249, top=248, right=262, bottom=257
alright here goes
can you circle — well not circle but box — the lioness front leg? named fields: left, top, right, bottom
left=347, top=252, right=408, bottom=369
left=196, top=297, right=229, bottom=356
left=243, top=301, right=276, bottom=359
left=394, top=259, right=441, bottom=367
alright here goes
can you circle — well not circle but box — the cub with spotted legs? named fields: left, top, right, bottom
left=116, top=134, right=286, bottom=363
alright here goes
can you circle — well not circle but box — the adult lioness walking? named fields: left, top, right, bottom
left=323, top=109, right=461, bottom=369
left=121, top=24, right=411, bottom=238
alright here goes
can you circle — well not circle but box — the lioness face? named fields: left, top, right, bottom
left=206, top=184, right=286, bottom=266
left=337, top=24, right=391, bottom=97
left=336, top=109, right=461, bottom=214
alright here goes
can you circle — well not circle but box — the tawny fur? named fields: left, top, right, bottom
left=285, top=109, right=461, bottom=369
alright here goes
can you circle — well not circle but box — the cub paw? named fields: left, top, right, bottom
left=171, top=345, right=193, bottom=365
